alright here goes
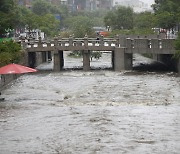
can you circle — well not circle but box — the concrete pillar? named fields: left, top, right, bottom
left=83, top=50, right=90, bottom=71
left=23, top=50, right=29, bottom=66
left=157, top=54, right=180, bottom=72
left=36, top=52, right=43, bottom=66
left=42, top=52, right=47, bottom=62
left=45, top=52, right=49, bottom=62
left=47, top=51, right=52, bottom=61
left=53, top=51, right=60, bottom=71
left=125, top=53, right=133, bottom=70
left=114, top=48, right=133, bottom=71
left=111, top=51, right=114, bottom=70
left=28, top=52, right=36, bottom=68
left=53, top=51, right=64, bottom=71
left=119, top=36, right=126, bottom=47
left=59, top=50, right=64, bottom=68
left=152, top=54, right=158, bottom=61
left=177, top=59, right=180, bottom=75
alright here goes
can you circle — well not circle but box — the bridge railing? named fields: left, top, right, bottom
left=126, top=38, right=175, bottom=54
left=24, top=35, right=175, bottom=54
left=25, top=36, right=118, bottom=49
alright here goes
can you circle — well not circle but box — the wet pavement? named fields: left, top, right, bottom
left=0, top=53, right=180, bottom=154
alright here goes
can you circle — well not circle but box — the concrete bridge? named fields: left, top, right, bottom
left=23, top=35, right=180, bottom=73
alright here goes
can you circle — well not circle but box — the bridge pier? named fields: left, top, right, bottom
left=28, top=52, right=36, bottom=68
left=28, top=52, right=49, bottom=68
left=83, top=50, right=90, bottom=71
left=42, top=52, right=47, bottom=62
left=178, top=59, right=180, bottom=75
left=48, top=51, right=52, bottom=61
left=154, top=54, right=180, bottom=73
left=53, top=50, right=64, bottom=71
left=113, top=48, right=133, bottom=71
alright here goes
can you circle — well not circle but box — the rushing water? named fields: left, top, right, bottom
left=0, top=53, right=180, bottom=154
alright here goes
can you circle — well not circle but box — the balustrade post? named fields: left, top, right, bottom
left=38, top=36, right=42, bottom=47
left=100, top=35, right=104, bottom=46
left=126, top=38, right=133, bottom=53
left=115, top=35, right=120, bottom=47
left=84, top=35, right=88, bottom=48
left=69, top=35, right=73, bottom=47
left=151, top=39, right=160, bottom=58
left=58, top=34, right=61, bottom=40
left=118, top=35, right=124, bottom=47
left=21, top=38, right=27, bottom=49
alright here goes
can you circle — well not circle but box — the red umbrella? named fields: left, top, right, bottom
left=0, top=63, right=37, bottom=74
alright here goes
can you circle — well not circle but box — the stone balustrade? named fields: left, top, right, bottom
left=24, top=36, right=175, bottom=54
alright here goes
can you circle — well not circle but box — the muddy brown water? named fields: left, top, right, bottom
left=0, top=53, right=180, bottom=154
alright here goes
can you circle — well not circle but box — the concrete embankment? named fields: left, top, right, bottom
left=0, top=74, right=21, bottom=91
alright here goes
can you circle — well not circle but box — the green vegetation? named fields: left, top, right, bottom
left=64, top=16, right=94, bottom=37
left=174, top=33, right=180, bottom=58
left=103, top=7, right=158, bottom=37
left=68, top=51, right=102, bottom=60
left=109, top=29, right=155, bottom=37
left=62, top=9, right=109, bottom=38
left=0, top=38, right=12, bottom=42
left=104, top=6, right=133, bottom=30
left=151, top=0, right=180, bottom=59
left=0, top=0, right=18, bottom=37
left=0, top=40, right=21, bottom=67
left=152, top=0, right=180, bottom=29
left=90, top=51, right=102, bottom=61
left=134, top=12, right=156, bottom=30
left=0, top=0, right=67, bottom=38
left=68, top=51, right=82, bottom=58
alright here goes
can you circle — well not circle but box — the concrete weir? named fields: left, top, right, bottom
left=24, top=35, right=180, bottom=74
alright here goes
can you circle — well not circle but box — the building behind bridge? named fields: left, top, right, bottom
left=15, top=0, right=113, bottom=11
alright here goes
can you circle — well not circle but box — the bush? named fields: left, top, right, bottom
left=90, top=51, right=102, bottom=61
left=68, top=51, right=82, bottom=58
left=0, top=40, right=22, bottom=67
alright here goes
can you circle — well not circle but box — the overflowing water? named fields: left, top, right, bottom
left=0, top=53, right=180, bottom=154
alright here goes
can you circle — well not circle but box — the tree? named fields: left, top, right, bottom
left=104, top=6, right=134, bottom=30
left=0, top=0, right=19, bottom=37
left=64, top=16, right=94, bottom=37
left=134, top=12, right=157, bottom=29
left=37, top=14, right=60, bottom=36
left=32, top=0, right=50, bottom=16
left=152, top=0, right=180, bottom=29
left=16, top=7, right=39, bottom=31
left=16, top=4, right=60, bottom=37
left=155, top=11, right=176, bottom=29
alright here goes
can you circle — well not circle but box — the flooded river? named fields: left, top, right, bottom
left=0, top=53, right=180, bottom=154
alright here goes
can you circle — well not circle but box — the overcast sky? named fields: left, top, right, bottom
left=141, top=0, right=155, bottom=6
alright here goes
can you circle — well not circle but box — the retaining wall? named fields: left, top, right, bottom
left=0, top=74, right=21, bottom=91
